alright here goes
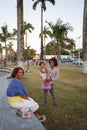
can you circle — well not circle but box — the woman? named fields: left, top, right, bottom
left=6, top=67, right=46, bottom=121
left=45, top=57, right=59, bottom=106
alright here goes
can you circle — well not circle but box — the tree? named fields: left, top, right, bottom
left=7, top=42, right=14, bottom=62
left=46, top=40, right=57, bottom=55
left=45, top=39, right=75, bottom=56
left=12, top=21, right=34, bottom=48
left=17, top=0, right=24, bottom=67
left=23, top=46, right=36, bottom=60
left=0, top=24, right=12, bottom=60
left=39, top=26, right=51, bottom=58
left=23, top=21, right=34, bottom=48
left=33, top=0, right=55, bottom=60
left=82, top=0, right=87, bottom=73
left=65, top=38, right=76, bottom=53
left=0, top=43, right=2, bottom=57
left=46, top=19, right=74, bottom=62
left=23, top=22, right=34, bottom=33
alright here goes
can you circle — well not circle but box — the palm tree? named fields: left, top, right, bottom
left=46, top=40, right=57, bottom=55
left=0, top=43, right=2, bottom=58
left=46, top=19, right=73, bottom=62
left=17, top=0, right=24, bottom=67
left=65, top=38, right=76, bottom=53
left=46, top=39, right=75, bottom=56
left=12, top=28, right=18, bottom=37
left=12, top=21, right=34, bottom=48
left=82, top=0, right=87, bottom=73
left=0, top=24, right=12, bottom=60
left=23, top=22, right=34, bottom=33
left=39, top=26, right=51, bottom=58
left=7, top=42, right=14, bottom=62
left=33, top=0, right=55, bottom=60
left=23, top=21, right=34, bottom=48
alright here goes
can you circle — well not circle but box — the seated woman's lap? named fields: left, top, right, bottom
left=10, top=97, right=39, bottom=112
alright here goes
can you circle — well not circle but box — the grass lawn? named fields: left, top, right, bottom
left=21, top=64, right=87, bottom=130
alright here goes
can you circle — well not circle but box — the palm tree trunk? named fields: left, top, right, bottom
left=5, top=41, right=7, bottom=59
left=43, top=35, right=46, bottom=59
left=57, top=39, right=60, bottom=64
left=82, top=0, right=87, bottom=73
left=40, top=6, right=44, bottom=60
left=17, top=0, right=24, bottom=68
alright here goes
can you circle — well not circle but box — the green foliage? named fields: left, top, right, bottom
left=61, top=49, right=70, bottom=55
left=45, top=40, right=73, bottom=55
left=46, top=40, right=57, bottom=55
left=45, top=19, right=75, bottom=59
left=33, top=0, right=55, bottom=11
left=23, top=47, right=36, bottom=60
left=23, top=21, right=34, bottom=34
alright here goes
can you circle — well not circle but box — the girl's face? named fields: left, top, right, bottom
left=40, top=63, right=45, bottom=68
left=49, top=60, right=55, bottom=68
left=16, top=69, right=24, bottom=79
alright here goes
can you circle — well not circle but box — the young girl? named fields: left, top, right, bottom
left=39, top=61, right=51, bottom=89
left=46, top=57, right=59, bottom=106
left=39, top=61, right=51, bottom=104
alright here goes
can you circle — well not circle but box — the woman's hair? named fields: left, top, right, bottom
left=11, top=67, right=24, bottom=78
left=49, top=57, right=58, bottom=67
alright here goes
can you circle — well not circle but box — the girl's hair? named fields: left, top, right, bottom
left=11, top=67, right=24, bottom=78
left=39, top=61, right=45, bottom=66
left=49, top=57, right=58, bottom=67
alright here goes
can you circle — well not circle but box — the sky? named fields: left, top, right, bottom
left=0, top=0, right=84, bottom=54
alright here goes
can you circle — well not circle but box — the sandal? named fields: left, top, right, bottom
left=39, top=115, right=46, bottom=122
left=16, top=109, right=31, bottom=119
left=16, top=110, right=22, bottom=117
left=22, top=111, right=31, bottom=119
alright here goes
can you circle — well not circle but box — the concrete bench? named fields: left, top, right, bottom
left=0, top=67, right=13, bottom=73
left=0, top=75, right=46, bottom=130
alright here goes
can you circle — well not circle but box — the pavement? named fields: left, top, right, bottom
left=0, top=71, right=46, bottom=130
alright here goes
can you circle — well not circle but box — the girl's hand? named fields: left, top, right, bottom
left=49, top=77, right=52, bottom=81
left=46, top=77, right=52, bottom=82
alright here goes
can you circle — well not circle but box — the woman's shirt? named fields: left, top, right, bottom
left=6, top=77, right=28, bottom=104
left=47, top=66, right=59, bottom=81
left=7, top=77, right=27, bottom=96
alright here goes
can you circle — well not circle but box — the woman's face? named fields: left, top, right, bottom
left=49, top=60, right=55, bottom=68
left=16, top=69, right=24, bottom=79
